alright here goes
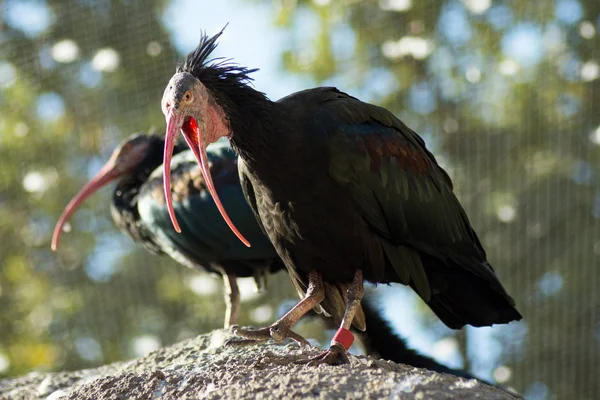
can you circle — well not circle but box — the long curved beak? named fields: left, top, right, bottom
left=163, top=111, right=251, bottom=247
left=51, top=159, right=124, bottom=251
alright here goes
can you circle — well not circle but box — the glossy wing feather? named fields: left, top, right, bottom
left=237, top=157, right=309, bottom=295
left=301, top=88, right=520, bottom=327
left=137, top=143, right=280, bottom=277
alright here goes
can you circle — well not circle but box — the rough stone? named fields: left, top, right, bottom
left=0, top=329, right=520, bottom=400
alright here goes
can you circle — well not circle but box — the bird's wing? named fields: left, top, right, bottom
left=312, top=89, right=503, bottom=300
left=137, top=144, right=278, bottom=271
left=237, top=157, right=289, bottom=276
left=237, top=157, right=270, bottom=239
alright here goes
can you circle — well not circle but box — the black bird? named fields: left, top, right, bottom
left=159, top=27, right=522, bottom=365
left=51, top=133, right=284, bottom=328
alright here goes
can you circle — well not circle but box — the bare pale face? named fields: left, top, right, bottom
left=160, top=72, right=250, bottom=247
left=52, top=134, right=151, bottom=251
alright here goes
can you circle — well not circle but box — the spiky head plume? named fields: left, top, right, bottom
left=176, top=25, right=259, bottom=94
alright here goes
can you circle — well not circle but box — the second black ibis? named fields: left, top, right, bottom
left=52, top=133, right=284, bottom=328
left=159, top=28, right=522, bottom=365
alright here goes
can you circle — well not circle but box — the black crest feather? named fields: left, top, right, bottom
left=177, top=24, right=259, bottom=89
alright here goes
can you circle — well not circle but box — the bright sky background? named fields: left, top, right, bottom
left=162, top=0, right=309, bottom=100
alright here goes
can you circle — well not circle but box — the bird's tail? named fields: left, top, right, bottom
left=417, top=256, right=523, bottom=330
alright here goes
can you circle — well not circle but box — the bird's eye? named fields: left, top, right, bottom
left=184, top=91, right=192, bottom=102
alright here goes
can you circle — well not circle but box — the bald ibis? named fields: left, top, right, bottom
left=159, top=27, right=522, bottom=365
left=51, top=133, right=284, bottom=328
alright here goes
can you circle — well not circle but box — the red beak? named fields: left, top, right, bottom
left=163, top=111, right=251, bottom=247
left=51, top=158, right=124, bottom=251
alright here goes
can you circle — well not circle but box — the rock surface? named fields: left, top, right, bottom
left=0, top=329, right=520, bottom=400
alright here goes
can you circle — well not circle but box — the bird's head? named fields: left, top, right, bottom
left=160, top=26, right=253, bottom=247
left=51, top=133, right=154, bottom=251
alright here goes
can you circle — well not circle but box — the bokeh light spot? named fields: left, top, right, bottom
left=0, top=62, right=17, bottom=89
left=14, top=122, right=30, bottom=137
left=239, top=278, right=262, bottom=302
left=379, top=0, right=412, bottom=12
left=23, top=169, right=58, bottom=194
left=497, top=205, right=517, bottom=222
left=36, top=92, right=66, bottom=122
left=502, top=23, right=544, bottom=67
left=579, top=21, right=596, bottom=39
left=74, top=337, right=103, bottom=362
left=487, top=5, right=513, bottom=30
left=555, top=0, right=583, bottom=25
left=571, top=160, right=593, bottom=184
left=525, top=382, right=550, bottom=400
left=92, top=48, right=121, bottom=72
left=146, top=41, right=163, bottom=57
left=462, top=0, right=491, bottom=14
left=581, top=61, right=599, bottom=81
left=0, top=354, right=9, bottom=374
left=465, top=66, right=481, bottom=82
left=131, top=335, right=161, bottom=357
left=409, top=82, right=437, bottom=114
left=4, top=0, right=54, bottom=38
left=493, top=366, right=512, bottom=383
left=439, top=2, right=472, bottom=45
left=250, top=305, right=274, bottom=323
left=499, top=59, right=519, bottom=75
left=590, top=126, right=600, bottom=145
left=187, top=275, right=219, bottom=296
left=537, top=271, right=564, bottom=297
left=79, top=63, right=103, bottom=88
left=51, top=39, right=80, bottom=63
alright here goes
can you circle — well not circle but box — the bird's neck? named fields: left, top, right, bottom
left=112, top=137, right=184, bottom=216
left=221, top=91, right=287, bottom=168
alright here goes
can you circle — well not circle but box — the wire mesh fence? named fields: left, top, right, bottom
left=0, top=0, right=598, bottom=399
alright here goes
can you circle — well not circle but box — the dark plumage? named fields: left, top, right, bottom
left=160, top=27, right=522, bottom=365
left=52, top=133, right=284, bottom=327
left=135, top=139, right=283, bottom=284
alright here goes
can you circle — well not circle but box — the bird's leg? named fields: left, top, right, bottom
left=222, top=273, right=240, bottom=329
left=297, top=270, right=364, bottom=366
left=227, top=270, right=324, bottom=348
left=253, top=267, right=267, bottom=292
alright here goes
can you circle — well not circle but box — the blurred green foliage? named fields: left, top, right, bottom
left=0, top=1, right=599, bottom=399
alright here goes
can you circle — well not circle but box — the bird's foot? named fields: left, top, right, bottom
left=295, top=343, right=349, bottom=366
left=225, top=324, right=311, bottom=348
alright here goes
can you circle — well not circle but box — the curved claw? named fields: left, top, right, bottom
left=268, top=325, right=311, bottom=347
left=295, top=344, right=350, bottom=366
left=229, top=324, right=310, bottom=348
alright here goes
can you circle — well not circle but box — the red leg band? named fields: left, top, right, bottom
left=331, top=327, right=354, bottom=351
